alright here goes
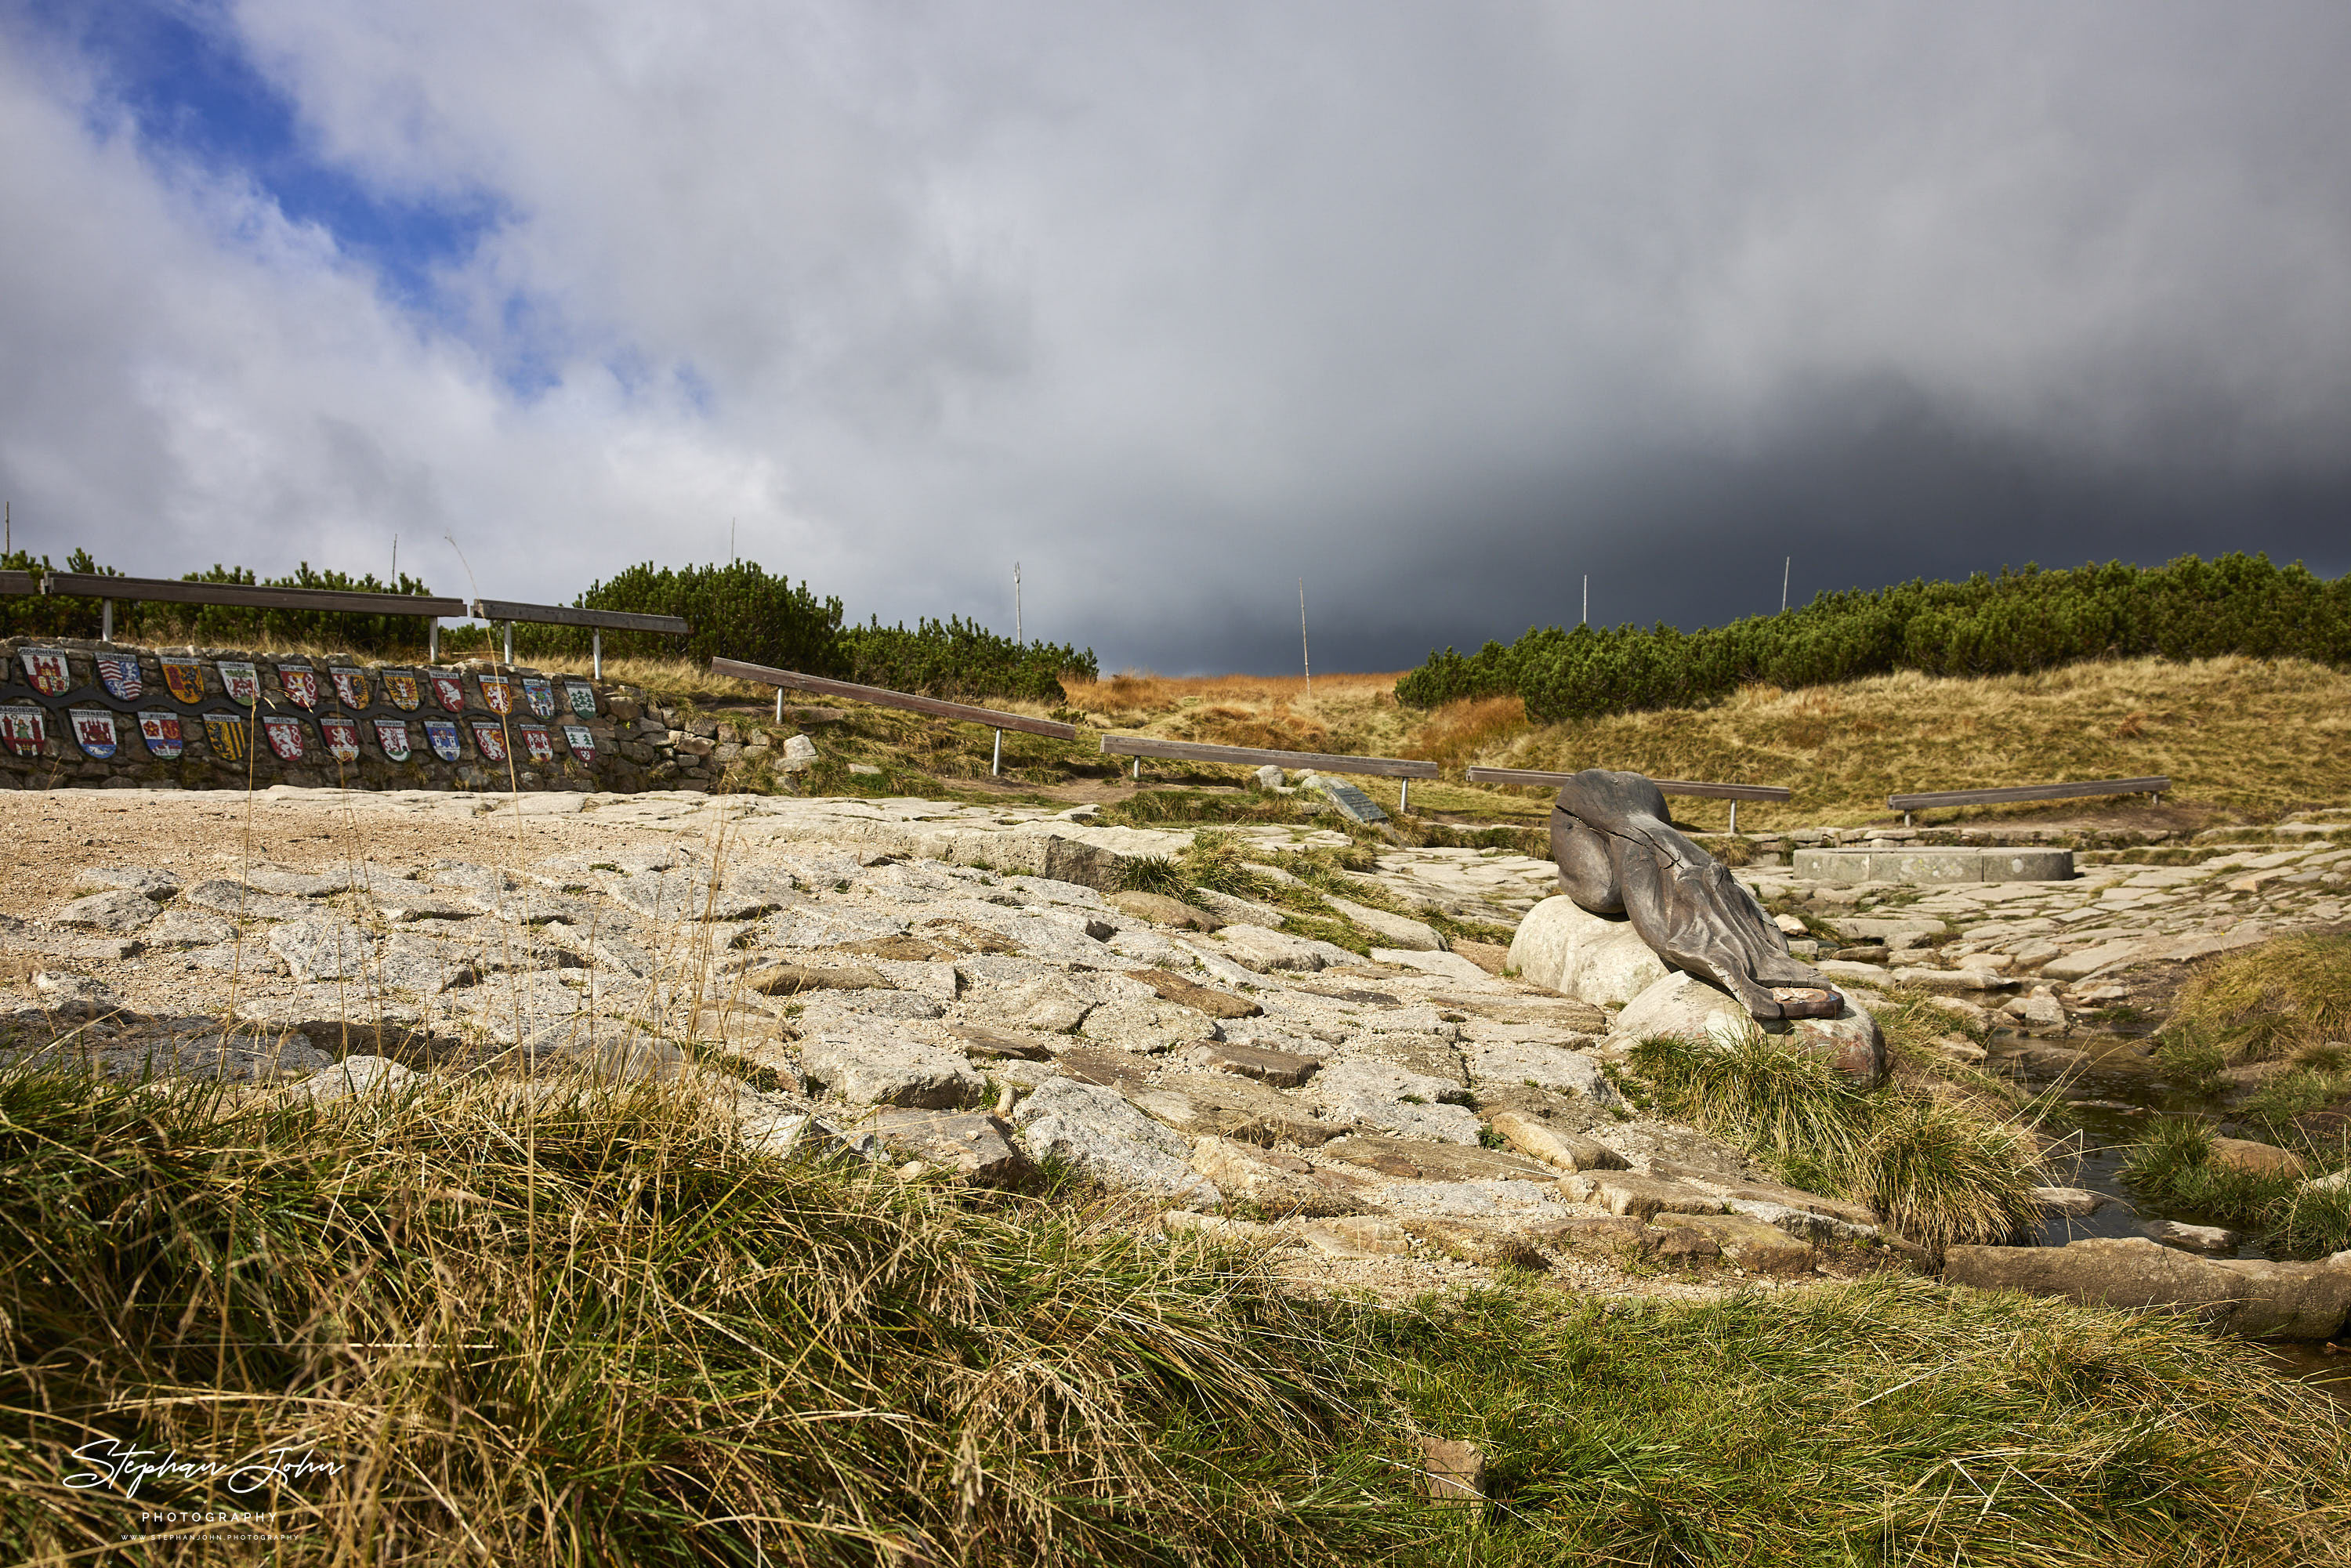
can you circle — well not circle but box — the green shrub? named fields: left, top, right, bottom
left=842, top=614, right=1096, bottom=702
left=1398, top=552, right=2351, bottom=719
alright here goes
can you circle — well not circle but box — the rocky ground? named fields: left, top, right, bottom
left=0, top=786, right=1915, bottom=1307
left=4, top=785, right=2345, bottom=1331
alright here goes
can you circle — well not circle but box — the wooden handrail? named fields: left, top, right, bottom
left=1464, top=765, right=1790, bottom=802
left=1888, top=777, right=2168, bottom=811
left=709, top=657, right=1081, bottom=740
left=42, top=572, right=465, bottom=617
left=1099, top=733, right=1437, bottom=780
left=473, top=598, right=689, bottom=635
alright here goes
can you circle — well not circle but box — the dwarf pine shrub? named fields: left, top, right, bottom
left=1398, top=552, right=2351, bottom=719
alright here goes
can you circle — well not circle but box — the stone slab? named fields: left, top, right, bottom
left=1792, top=847, right=2074, bottom=884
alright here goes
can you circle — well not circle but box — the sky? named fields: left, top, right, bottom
left=3, top=2, right=2349, bottom=673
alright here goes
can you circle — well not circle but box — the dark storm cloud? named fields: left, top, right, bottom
left=2, top=2, right=2348, bottom=668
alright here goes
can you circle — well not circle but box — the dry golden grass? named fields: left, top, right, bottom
left=1061, top=670, right=1414, bottom=755
left=1465, top=655, right=2351, bottom=830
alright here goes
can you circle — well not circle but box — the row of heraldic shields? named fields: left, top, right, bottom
left=0, top=648, right=603, bottom=766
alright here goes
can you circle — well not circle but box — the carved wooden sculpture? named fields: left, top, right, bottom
left=1549, top=768, right=1839, bottom=1020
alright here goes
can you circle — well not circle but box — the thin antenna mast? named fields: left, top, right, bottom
left=1014, top=562, right=1023, bottom=643
left=1581, top=574, right=1588, bottom=628
left=1781, top=556, right=1791, bottom=614
left=1299, top=579, right=1312, bottom=698
left=391, top=533, right=398, bottom=585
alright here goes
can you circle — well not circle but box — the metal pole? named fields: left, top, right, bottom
left=775, top=687, right=784, bottom=722
left=1400, top=777, right=1409, bottom=814
left=1780, top=557, right=1791, bottom=614
left=1729, top=799, right=1739, bottom=835
left=1014, top=563, right=1022, bottom=643
left=991, top=729, right=1002, bottom=777
left=1582, top=575, right=1588, bottom=627
left=100, top=599, right=112, bottom=643
left=502, top=621, right=513, bottom=664
left=428, top=620, right=439, bottom=662
left=1132, top=755, right=1140, bottom=780
left=592, top=628, right=602, bottom=679
left=1299, top=579, right=1311, bottom=698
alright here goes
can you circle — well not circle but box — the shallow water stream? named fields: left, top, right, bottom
left=1980, top=1028, right=2349, bottom=1401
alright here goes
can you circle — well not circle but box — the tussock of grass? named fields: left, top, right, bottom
left=1378, top=1276, right=2351, bottom=1567
left=2172, top=932, right=2351, bottom=1063
left=5, top=1063, right=2348, bottom=1564
left=2120, top=1118, right=2351, bottom=1258
left=1629, top=1030, right=2045, bottom=1249
left=0, top=1065, right=1408, bottom=1565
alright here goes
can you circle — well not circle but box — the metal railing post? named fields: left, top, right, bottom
left=991, top=729, right=1002, bottom=776
left=774, top=687, right=784, bottom=723
left=100, top=599, right=112, bottom=643
left=428, top=620, right=439, bottom=661
left=1729, top=799, right=1738, bottom=835
left=1399, top=777, right=1410, bottom=814
left=502, top=621, right=513, bottom=664
left=592, top=628, right=602, bottom=679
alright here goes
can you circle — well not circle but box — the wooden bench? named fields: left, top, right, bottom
left=1886, top=777, right=2170, bottom=826
left=709, top=656, right=1078, bottom=774
left=1463, top=766, right=1791, bottom=832
left=42, top=570, right=468, bottom=654
left=474, top=597, right=690, bottom=676
left=1098, top=733, right=1437, bottom=808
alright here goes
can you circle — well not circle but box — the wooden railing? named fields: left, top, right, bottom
left=1887, top=776, right=2169, bottom=826
left=473, top=598, right=690, bottom=676
left=1463, top=765, right=1791, bottom=831
left=709, top=657, right=1078, bottom=774
left=41, top=571, right=469, bottom=655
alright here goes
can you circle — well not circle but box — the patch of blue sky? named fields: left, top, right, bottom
left=22, top=0, right=503, bottom=320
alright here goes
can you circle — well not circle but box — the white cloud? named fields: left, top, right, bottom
left=3, top=2, right=2349, bottom=664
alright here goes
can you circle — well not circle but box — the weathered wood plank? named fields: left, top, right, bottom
left=709, top=657, right=1081, bottom=740
left=1099, top=733, right=1438, bottom=779
left=1888, top=777, right=2169, bottom=811
left=0, top=570, right=36, bottom=596
left=473, top=598, right=690, bottom=635
left=1464, top=765, right=1791, bottom=802
left=42, top=572, right=466, bottom=617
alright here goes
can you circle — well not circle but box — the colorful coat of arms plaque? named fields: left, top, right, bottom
left=216, top=661, right=260, bottom=706
left=96, top=654, right=143, bottom=701
left=563, top=723, right=596, bottom=763
left=329, top=667, right=371, bottom=709
left=521, top=676, right=555, bottom=718
left=202, top=712, right=250, bottom=762
left=469, top=719, right=509, bottom=762
left=517, top=722, right=555, bottom=762
left=262, top=714, right=306, bottom=761
left=565, top=682, right=597, bottom=719
left=0, top=705, right=45, bottom=757
left=375, top=718, right=413, bottom=762
left=479, top=673, right=515, bottom=715
left=429, top=671, right=468, bottom=712
left=161, top=656, right=206, bottom=704
left=138, top=710, right=184, bottom=759
left=19, top=648, right=71, bottom=697
left=382, top=670, right=422, bottom=711
left=424, top=718, right=462, bottom=762
left=277, top=665, right=320, bottom=710
left=67, top=708, right=117, bottom=759
left=321, top=714, right=360, bottom=763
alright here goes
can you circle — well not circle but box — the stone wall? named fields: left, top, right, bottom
left=0, top=638, right=723, bottom=793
